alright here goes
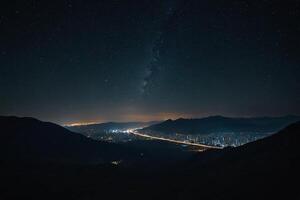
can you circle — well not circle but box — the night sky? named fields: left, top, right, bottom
left=0, top=0, right=299, bottom=125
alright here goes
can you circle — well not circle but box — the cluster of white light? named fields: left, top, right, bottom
left=111, top=160, right=122, bottom=165
left=108, top=128, right=140, bottom=134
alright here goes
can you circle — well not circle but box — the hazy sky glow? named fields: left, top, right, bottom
left=0, top=0, right=299, bottom=125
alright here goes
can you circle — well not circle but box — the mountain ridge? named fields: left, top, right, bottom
left=141, top=115, right=300, bottom=135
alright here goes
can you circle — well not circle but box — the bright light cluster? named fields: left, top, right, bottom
left=108, top=128, right=140, bottom=134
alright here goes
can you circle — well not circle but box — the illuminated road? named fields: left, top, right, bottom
left=129, top=130, right=222, bottom=150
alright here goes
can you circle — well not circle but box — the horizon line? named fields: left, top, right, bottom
left=62, top=114, right=300, bottom=127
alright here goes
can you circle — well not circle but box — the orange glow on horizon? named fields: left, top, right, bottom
left=63, top=112, right=197, bottom=126
left=64, top=121, right=103, bottom=127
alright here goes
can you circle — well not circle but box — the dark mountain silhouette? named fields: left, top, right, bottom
left=0, top=116, right=299, bottom=200
left=192, top=119, right=300, bottom=165
left=141, top=115, right=300, bottom=135
left=163, top=121, right=300, bottom=199
left=0, top=116, right=140, bottom=164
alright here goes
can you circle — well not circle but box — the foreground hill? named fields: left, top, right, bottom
left=0, top=116, right=140, bottom=164
left=168, top=121, right=300, bottom=199
left=142, top=115, right=300, bottom=135
left=0, top=116, right=299, bottom=199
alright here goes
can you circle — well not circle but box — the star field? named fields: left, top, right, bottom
left=0, top=0, right=299, bottom=124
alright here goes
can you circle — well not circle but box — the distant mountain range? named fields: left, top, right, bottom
left=141, top=115, right=300, bottom=135
left=66, top=121, right=160, bottom=136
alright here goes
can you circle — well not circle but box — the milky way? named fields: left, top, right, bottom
left=140, top=0, right=180, bottom=95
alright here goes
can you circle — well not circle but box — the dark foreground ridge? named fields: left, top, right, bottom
left=0, top=116, right=141, bottom=164
left=0, top=116, right=299, bottom=200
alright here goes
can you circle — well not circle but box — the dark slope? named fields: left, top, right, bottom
left=0, top=117, right=299, bottom=200
left=190, top=120, right=300, bottom=165
left=164, top=121, right=300, bottom=199
left=0, top=116, right=139, bottom=164
left=142, top=115, right=300, bottom=134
